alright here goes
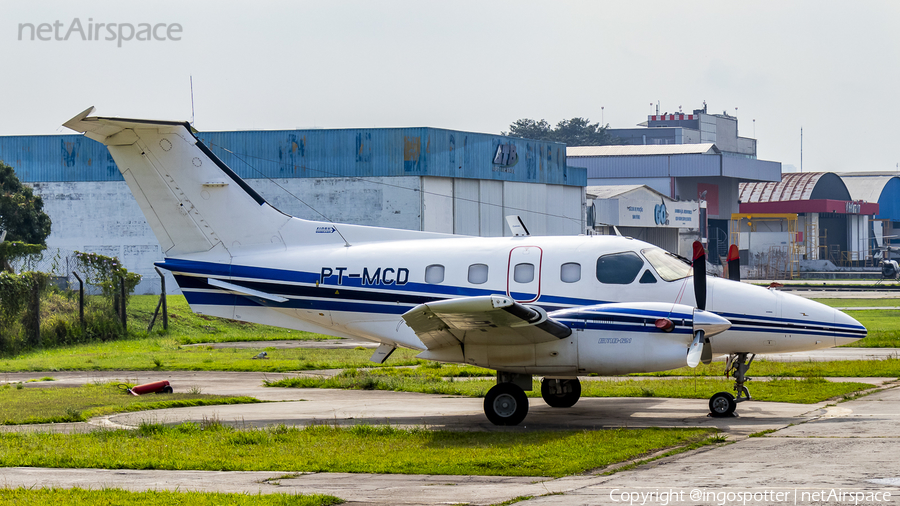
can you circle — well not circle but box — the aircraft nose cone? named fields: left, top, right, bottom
left=693, top=309, right=731, bottom=338
left=834, top=308, right=867, bottom=345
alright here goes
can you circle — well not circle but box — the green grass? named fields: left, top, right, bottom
left=266, top=369, right=874, bottom=404
left=638, top=357, right=900, bottom=377
left=0, top=488, right=342, bottom=506
left=0, top=383, right=261, bottom=424
left=812, top=298, right=900, bottom=308
left=0, top=423, right=715, bottom=477
left=0, top=335, right=423, bottom=373
left=128, top=295, right=330, bottom=345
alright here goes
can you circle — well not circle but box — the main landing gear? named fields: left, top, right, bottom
left=484, top=374, right=583, bottom=426
left=709, top=352, right=755, bottom=418
left=540, top=378, right=581, bottom=408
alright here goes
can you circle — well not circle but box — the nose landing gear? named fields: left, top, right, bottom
left=709, top=352, right=755, bottom=418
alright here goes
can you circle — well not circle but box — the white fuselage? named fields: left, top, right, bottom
left=161, top=234, right=866, bottom=375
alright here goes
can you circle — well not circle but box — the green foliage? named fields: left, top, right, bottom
left=0, top=160, right=51, bottom=270
left=73, top=251, right=142, bottom=300
left=503, top=117, right=620, bottom=146
left=0, top=271, right=49, bottom=354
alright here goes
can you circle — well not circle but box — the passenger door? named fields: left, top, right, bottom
left=507, top=246, right=542, bottom=302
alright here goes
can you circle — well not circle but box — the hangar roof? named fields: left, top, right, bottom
left=739, top=172, right=851, bottom=202
left=567, top=143, right=719, bottom=157
left=838, top=173, right=900, bottom=221
left=838, top=173, right=900, bottom=202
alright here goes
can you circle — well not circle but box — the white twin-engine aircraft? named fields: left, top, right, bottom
left=65, top=108, right=867, bottom=426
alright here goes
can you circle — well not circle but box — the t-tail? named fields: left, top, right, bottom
left=64, top=107, right=447, bottom=260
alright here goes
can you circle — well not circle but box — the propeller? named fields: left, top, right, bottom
left=727, top=244, right=740, bottom=282
left=687, top=240, right=726, bottom=367
left=687, top=331, right=705, bottom=368
left=692, top=241, right=706, bottom=310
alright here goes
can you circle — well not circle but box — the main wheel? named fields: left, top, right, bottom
left=709, top=391, right=736, bottom=417
left=540, top=378, right=581, bottom=408
left=484, top=383, right=529, bottom=426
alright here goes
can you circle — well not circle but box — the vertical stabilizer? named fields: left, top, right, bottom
left=64, top=107, right=293, bottom=257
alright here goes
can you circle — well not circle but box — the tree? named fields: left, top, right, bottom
left=504, top=119, right=552, bottom=140
left=503, top=117, right=620, bottom=146
left=0, top=160, right=52, bottom=271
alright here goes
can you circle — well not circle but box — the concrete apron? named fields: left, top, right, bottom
left=1, top=373, right=899, bottom=504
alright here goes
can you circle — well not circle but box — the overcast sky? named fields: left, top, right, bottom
left=3, top=1, right=899, bottom=173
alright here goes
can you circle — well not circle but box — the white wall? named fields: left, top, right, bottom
left=32, top=177, right=584, bottom=294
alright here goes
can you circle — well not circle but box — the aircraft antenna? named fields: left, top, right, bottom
left=190, top=76, right=195, bottom=125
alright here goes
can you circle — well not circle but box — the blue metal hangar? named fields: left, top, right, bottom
left=0, top=127, right=585, bottom=293
left=838, top=172, right=900, bottom=254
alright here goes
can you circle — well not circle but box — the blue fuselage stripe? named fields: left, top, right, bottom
left=165, top=260, right=864, bottom=339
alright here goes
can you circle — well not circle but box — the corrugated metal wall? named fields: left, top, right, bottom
left=0, top=134, right=120, bottom=182
left=0, top=128, right=584, bottom=187
left=574, top=154, right=721, bottom=179
left=619, top=227, right=678, bottom=252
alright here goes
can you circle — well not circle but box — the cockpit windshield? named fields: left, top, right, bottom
left=641, top=247, right=692, bottom=281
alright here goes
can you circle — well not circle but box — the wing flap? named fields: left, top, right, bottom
left=402, top=295, right=572, bottom=350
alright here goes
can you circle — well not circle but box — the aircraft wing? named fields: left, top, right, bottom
left=402, top=295, right=572, bottom=349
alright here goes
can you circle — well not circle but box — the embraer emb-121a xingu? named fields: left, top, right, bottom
left=64, top=107, right=867, bottom=425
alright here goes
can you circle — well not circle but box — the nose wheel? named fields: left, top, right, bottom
left=709, top=352, right=754, bottom=418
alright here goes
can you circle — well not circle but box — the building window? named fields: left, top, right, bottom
left=596, top=252, right=644, bottom=284
left=514, top=263, right=534, bottom=283
left=425, top=264, right=445, bottom=284
left=560, top=262, right=581, bottom=283
left=468, top=264, right=489, bottom=284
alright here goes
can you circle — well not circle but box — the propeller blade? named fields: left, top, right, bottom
left=692, top=241, right=706, bottom=310
left=727, top=244, right=740, bottom=282
left=701, top=338, right=713, bottom=365
left=687, top=331, right=704, bottom=368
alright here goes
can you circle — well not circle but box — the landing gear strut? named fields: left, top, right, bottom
left=709, top=352, right=755, bottom=418
left=540, top=378, right=581, bottom=408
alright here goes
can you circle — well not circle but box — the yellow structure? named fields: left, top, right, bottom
left=730, top=213, right=800, bottom=279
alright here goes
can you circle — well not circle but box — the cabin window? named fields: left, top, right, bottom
left=560, top=262, right=581, bottom=283
left=641, top=247, right=692, bottom=281
left=425, top=264, right=445, bottom=284
left=513, top=263, right=534, bottom=283
left=468, top=263, right=489, bottom=284
left=639, top=269, right=658, bottom=284
left=596, top=252, right=644, bottom=284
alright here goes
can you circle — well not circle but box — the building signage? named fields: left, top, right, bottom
left=492, top=143, right=518, bottom=168
left=654, top=202, right=669, bottom=226
left=617, top=199, right=698, bottom=228
left=845, top=201, right=862, bottom=214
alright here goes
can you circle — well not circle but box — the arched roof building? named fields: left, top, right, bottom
left=839, top=173, right=900, bottom=222
left=738, top=172, right=879, bottom=265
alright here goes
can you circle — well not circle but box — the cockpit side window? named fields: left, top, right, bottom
left=640, top=247, right=692, bottom=281
left=639, top=269, right=658, bottom=284
left=596, top=252, right=644, bottom=284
